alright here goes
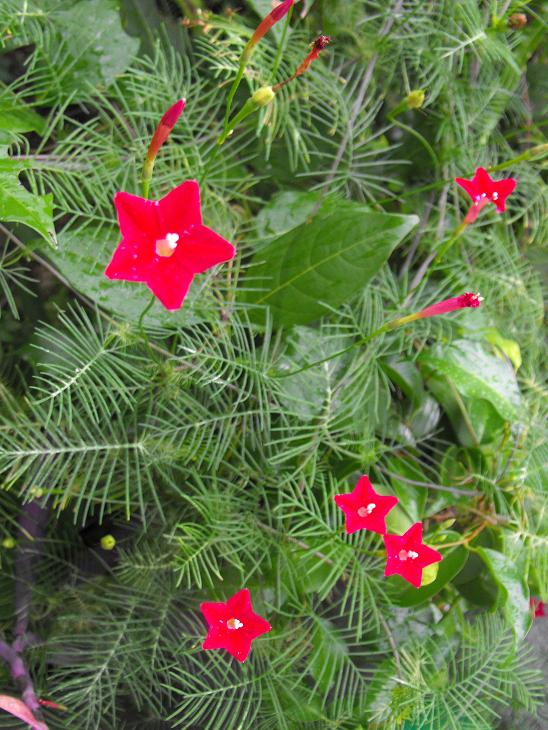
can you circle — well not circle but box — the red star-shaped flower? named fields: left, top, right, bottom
left=200, top=588, right=271, bottom=663
left=104, top=181, right=235, bottom=310
left=334, top=475, right=398, bottom=535
left=383, top=522, right=442, bottom=588
left=455, top=167, right=517, bottom=224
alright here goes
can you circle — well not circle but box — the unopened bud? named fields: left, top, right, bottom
left=100, top=534, right=116, bottom=551
left=1, top=536, right=16, bottom=549
left=29, top=486, right=44, bottom=499
left=251, top=86, right=276, bottom=108
left=406, top=89, right=426, bottom=110
left=508, top=13, right=527, bottom=30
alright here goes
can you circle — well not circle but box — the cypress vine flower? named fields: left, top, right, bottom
left=242, top=0, right=295, bottom=62
left=200, top=589, right=271, bottom=662
left=142, top=99, right=185, bottom=198
left=334, top=475, right=398, bottom=535
left=415, top=291, right=483, bottom=318
left=104, top=181, right=235, bottom=311
left=455, top=167, right=517, bottom=224
left=383, top=523, right=442, bottom=589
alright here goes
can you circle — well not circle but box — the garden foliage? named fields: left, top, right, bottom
left=0, top=0, right=546, bottom=728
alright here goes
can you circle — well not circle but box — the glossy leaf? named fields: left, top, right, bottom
left=419, top=339, right=520, bottom=421
left=0, top=159, right=56, bottom=248
left=475, top=547, right=532, bottom=640
left=0, top=88, right=46, bottom=143
left=242, top=201, right=418, bottom=326
left=49, top=0, right=139, bottom=100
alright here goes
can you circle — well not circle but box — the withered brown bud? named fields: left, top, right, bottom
left=508, top=13, right=527, bottom=30
left=313, top=35, right=331, bottom=51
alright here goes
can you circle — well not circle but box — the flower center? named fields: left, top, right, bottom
left=357, top=503, right=376, bottom=517
left=226, top=617, right=244, bottom=630
left=155, top=232, right=179, bottom=257
left=398, top=549, right=419, bottom=561
left=492, top=191, right=498, bottom=201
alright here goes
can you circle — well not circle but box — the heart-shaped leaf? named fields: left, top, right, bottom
left=419, top=339, right=520, bottom=421
left=0, top=159, right=56, bottom=248
left=242, top=200, right=418, bottom=327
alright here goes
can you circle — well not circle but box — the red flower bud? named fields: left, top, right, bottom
left=145, top=99, right=186, bottom=164
left=245, top=0, right=294, bottom=57
left=416, top=292, right=483, bottom=319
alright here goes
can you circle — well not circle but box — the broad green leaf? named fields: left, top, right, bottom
left=384, top=455, right=427, bottom=523
left=276, top=325, right=349, bottom=418
left=420, top=339, right=520, bottom=422
left=426, top=371, right=506, bottom=447
left=242, top=201, right=418, bottom=326
left=386, top=531, right=468, bottom=607
left=381, top=357, right=424, bottom=404
left=485, top=328, right=522, bottom=370
left=475, top=547, right=532, bottom=640
left=255, top=190, right=322, bottom=243
left=0, top=160, right=56, bottom=248
left=49, top=0, right=139, bottom=100
left=44, top=229, right=219, bottom=326
left=0, top=87, right=46, bottom=144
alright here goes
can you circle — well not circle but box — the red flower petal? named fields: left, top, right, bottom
left=104, top=237, right=155, bottom=281
left=182, top=225, right=235, bottom=274
left=492, top=177, right=517, bottom=212
left=455, top=176, right=480, bottom=200
left=158, top=181, right=202, bottom=235
left=114, top=192, right=160, bottom=241
left=146, top=259, right=194, bottom=311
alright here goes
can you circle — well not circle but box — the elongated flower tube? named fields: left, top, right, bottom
left=142, top=99, right=185, bottom=198
left=242, top=0, right=295, bottom=63
left=272, top=35, right=331, bottom=91
left=386, top=292, right=483, bottom=329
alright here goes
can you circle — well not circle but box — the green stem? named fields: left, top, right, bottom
left=388, top=114, right=439, bottom=170
left=272, top=322, right=395, bottom=379
left=270, top=5, right=293, bottom=82
left=137, top=293, right=156, bottom=331
left=434, top=221, right=467, bottom=265
left=223, top=60, right=247, bottom=132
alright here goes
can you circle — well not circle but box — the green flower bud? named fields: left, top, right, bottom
left=406, top=89, right=426, bottom=109
left=251, top=86, right=275, bottom=108
left=2, top=537, right=16, bottom=549
left=100, top=534, right=116, bottom=551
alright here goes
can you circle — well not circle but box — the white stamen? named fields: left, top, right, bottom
left=226, top=618, right=244, bottom=630
left=492, top=192, right=498, bottom=201
left=155, top=232, right=180, bottom=257
left=408, top=550, right=419, bottom=559
left=357, top=503, right=376, bottom=517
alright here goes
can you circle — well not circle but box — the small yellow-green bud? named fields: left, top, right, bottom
left=406, top=89, right=426, bottom=110
left=29, top=486, right=44, bottom=499
left=251, top=86, right=275, bottom=108
left=2, top=537, right=16, bottom=550
left=100, top=534, right=116, bottom=551
left=420, top=561, right=439, bottom=586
